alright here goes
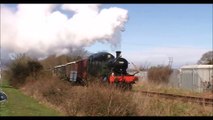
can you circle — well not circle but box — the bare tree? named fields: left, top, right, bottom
left=139, top=61, right=151, bottom=71
left=68, top=47, right=90, bottom=60
left=197, top=51, right=213, bottom=65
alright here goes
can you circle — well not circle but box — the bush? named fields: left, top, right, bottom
left=148, top=65, right=173, bottom=84
left=27, top=60, right=43, bottom=79
left=6, top=54, right=43, bottom=88
left=64, top=83, right=137, bottom=116
left=22, top=75, right=138, bottom=116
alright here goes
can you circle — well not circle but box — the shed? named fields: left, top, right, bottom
left=135, top=71, right=148, bottom=81
left=127, top=70, right=148, bottom=81
left=179, top=65, right=213, bottom=92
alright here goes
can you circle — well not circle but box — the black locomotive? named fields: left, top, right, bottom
left=53, top=51, right=138, bottom=89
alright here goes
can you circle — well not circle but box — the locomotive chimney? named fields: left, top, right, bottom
left=116, top=51, right=121, bottom=58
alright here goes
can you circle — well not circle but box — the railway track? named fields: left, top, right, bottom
left=140, top=90, right=213, bottom=106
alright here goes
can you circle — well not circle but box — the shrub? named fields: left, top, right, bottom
left=22, top=75, right=138, bottom=116
left=6, top=54, right=43, bottom=88
left=21, top=71, right=213, bottom=116
left=27, top=60, right=43, bottom=79
left=148, top=65, right=173, bottom=84
left=64, top=83, right=137, bottom=116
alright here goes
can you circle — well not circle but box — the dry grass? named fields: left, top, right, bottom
left=133, top=92, right=213, bottom=116
left=133, top=81, right=213, bottom=98
left=64, top=83, right=137, bottom=116
left=5, top=53, right=212, bottom=116
left=4, top=64, right=212, bottom=116
left=7, top=55, right=209, bottom=116
left=148, top=65, right=173, bottom=83
left=132, top=81, right=213, bottom=116
left=21, top=74, right=137, bottom=116
left=20, top=74, right=213, bottom=116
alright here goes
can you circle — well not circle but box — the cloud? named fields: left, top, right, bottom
left=1, top=4, right=128, bottom=59
left=122, top=47, right=209, bottom=68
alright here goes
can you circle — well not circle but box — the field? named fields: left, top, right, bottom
left=17, top=75, right=213, bottom=116
left=133, top=80, right=213, bottom=98
left=132, top=81, right=213, bottom=116
left=0, top=79, right=63, bottom=116
left=1, top=55, right=212, bottom=116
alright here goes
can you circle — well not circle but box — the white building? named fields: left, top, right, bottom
left=171, top=65, right=213, bottom=92
left=127, top=70, right=148, bottom=81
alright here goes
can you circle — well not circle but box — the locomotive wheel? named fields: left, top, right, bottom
left=77, top=78, right=87, bottom=86
left=126, top=83, right=132, bottom=90
left=123, top=83, right=132, bottom=90
left=114, top=82, right=132, bottom=91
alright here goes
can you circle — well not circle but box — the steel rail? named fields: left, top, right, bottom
left=140, top=90, right=213, bottom=106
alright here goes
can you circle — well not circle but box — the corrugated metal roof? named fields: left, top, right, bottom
left=181, top=65, right=213, bottom=69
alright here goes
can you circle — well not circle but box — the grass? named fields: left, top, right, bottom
left=2, top=69, right=213, bottom=116
left=132, top=92, right=213, bottom=116
left=132, top=81, right=213, bottom=116
left=21, top=76, right=137, bottom=116
left=0, top=79, right=63, bottom=116
left=133, top=81, right=213, bottom=98
left=21, top=75, right=213, bottom=116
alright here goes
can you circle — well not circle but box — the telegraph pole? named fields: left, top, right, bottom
left=168, top=57, right=173, bottom=68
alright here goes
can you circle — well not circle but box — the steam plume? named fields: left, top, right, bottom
left=1, top=4, right=128, bottom=59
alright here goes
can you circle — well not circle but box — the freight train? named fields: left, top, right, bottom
left=53, top=51, right=138, bottom=90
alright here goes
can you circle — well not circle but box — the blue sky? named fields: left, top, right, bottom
left=91, top=4, right=212, bottom=50
left=2, top=4, right=213, bottom=68
left=87, top=4, right=213, bottom=68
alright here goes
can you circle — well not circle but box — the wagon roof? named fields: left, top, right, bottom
left=54, top=58, right=88, bottom=68
left=54, top=64, right=66, bottom=68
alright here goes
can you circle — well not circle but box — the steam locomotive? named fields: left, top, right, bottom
left=53, top=51, right=138, bottom=90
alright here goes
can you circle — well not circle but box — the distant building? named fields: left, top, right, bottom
left=127, top=70, right=148, bottom=81
left=169, top=65, right=213, bottom=92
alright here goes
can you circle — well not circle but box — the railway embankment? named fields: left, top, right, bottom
left=0, top=79, right=63, bottom=116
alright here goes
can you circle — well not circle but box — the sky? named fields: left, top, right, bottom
left=1, top=4, right=212, bottom=68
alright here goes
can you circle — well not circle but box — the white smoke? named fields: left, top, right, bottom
left=1, top=4, right=128, bottom=59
